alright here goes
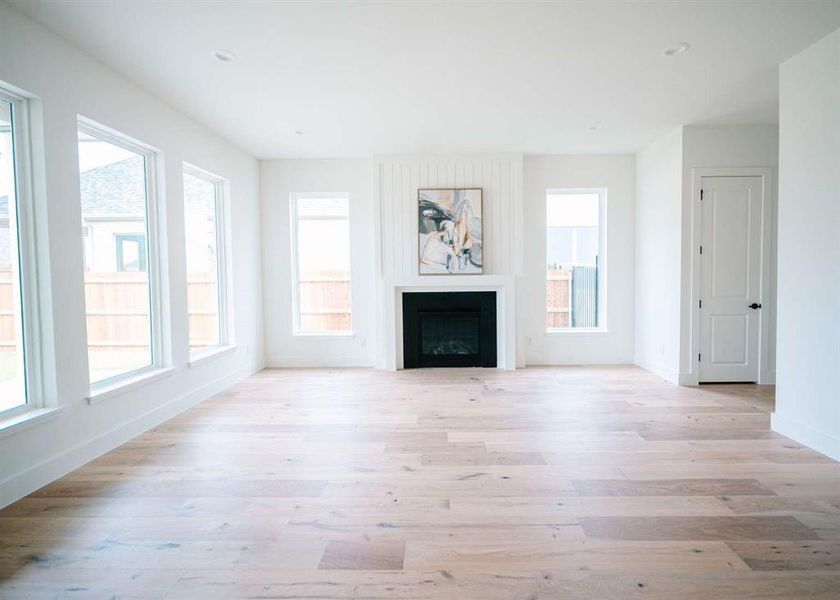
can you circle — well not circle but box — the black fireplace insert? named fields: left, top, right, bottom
left=402, top=291, right=497, bottom=368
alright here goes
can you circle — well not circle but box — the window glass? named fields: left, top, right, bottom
left=184, top=169, right=222, bottom=353
left=78, top=128, right=153, bottom=383
left=546, top=191, right=602, bottom=329
left=292, top=195, right=351, bottom=333
left=0, top=99, right=26, bottom=413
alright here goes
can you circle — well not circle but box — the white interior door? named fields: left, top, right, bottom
left=699, top=176, right=764, bottom=382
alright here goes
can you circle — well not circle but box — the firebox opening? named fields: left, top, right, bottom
left=402, top=292, right=497, bottom=368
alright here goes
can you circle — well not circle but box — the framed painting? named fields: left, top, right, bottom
left=417, top=188, right=483, bottom=275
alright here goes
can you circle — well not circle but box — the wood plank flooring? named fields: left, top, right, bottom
left=1, top=366, right=839, bottom=598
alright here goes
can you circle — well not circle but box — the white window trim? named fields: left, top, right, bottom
left=187, top=344, right=237, bottom=367
left=545, top=187, right=608, bottom=333
left=0, top=83, right=54, bottom=428
left=183, top=162, right=231, bottom=359
left=289, top=192, right=353, bottom=336
left=86, top=366, right=175, bottom=405
left=0, top=407, right=62, bottom=441
left=78, top=117, right=171, bottom=397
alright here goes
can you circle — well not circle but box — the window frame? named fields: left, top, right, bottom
left=544, top=187, right=608, bottom=334
left=0, top=85, right=49, bottom=420
left=78, top=117, right=168, bottom=395
left=289, top=192, right=353, bottom=337
left=182, top=162, right=230, bottom=359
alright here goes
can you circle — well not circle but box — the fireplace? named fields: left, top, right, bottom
left=402, top=291, right=497, bottom=368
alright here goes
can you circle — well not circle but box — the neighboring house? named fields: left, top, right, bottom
left=80, top=157, right=215, bottom=273
left=80, top=156, right=147, bottom=272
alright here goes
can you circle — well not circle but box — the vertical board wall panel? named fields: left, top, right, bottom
left=374, top=154, right=523, bottom=280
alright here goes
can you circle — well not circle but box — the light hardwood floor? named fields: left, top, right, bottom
left=1, top=366, right=839, bottom=599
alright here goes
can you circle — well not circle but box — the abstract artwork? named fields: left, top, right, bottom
left=418, top=188, right=483, bottom=275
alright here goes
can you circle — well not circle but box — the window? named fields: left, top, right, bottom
left=546, top=189, right=605, bottom=330
left=290, top=194, right=352, bottom=334
left=183, top=164, right=227, bottom=356
left=78, top=120, right=162, bottom=386
left=116, top=234, right=146, bottom=272
left=0, top=89, right=37, bottom=416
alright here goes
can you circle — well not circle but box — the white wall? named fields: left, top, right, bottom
left=261, top=155, right=526, bottom=370
left=262, top=153, right=639, bottom=369
left=680, top=125, right=779, bottom=382
left=522, top=155, right=635, bottom=364
left=633, top=124, right=780, bottom=384
left=772, top=29, right=840, bottom=460
left=634, top=128, right=684, bottom=382
left=261, top=159, right=376, bottom=367
left=0, top=3, right=264, bottom=508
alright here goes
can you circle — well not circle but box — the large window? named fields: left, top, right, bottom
left=546, top=189, right=605, bottom=330
left=78, top=121, right=161, bottom=386
left=183, top=164, right=227, bottom=356
left=0, top=91, right=32, bottom=415
left=290, top=194, right=352, bottom=334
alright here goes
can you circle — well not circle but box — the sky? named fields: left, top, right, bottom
left=547, top=193, right=599, bottom=228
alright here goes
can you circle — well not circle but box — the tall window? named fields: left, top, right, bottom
left=0, top=91, right=31, bottom=415
left=290, top=194, right=351, bottom=334
left=183, top=165, right=226, bottom=356
left=78, top=121, right=160, bottom=386
left=546, top=189, right=605, bottom=330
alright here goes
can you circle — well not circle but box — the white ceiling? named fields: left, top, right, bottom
left=12, top=0, right=840, bottom=158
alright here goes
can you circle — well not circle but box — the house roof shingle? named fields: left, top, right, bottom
left=80, top=156, right=146, bottom=219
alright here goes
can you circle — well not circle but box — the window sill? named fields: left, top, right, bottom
left=293, top=331, right=356, bottom=338
left=188, top=345, right=237, bottom=367
left=0, top=407, right=63, bottom=440
left=87, top=367, right=176, bottom=405
left=545, top=328, right=609, bottom=335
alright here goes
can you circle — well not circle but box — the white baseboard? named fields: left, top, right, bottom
left=771, top=412, right=840, bottom=461
left=266, top=355, right=374, bottom=368
left=524, top=357, right=633, bottom=366
left=0, top=361, right=262, bottom=510
left=678, top=372, right=698, bottom=386
left=633, top=359, right=680, bottom=385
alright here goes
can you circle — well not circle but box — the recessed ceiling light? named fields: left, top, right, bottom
left=213, top=49, right=236, bottom=62
left=663, top=42, right=690, bottom=57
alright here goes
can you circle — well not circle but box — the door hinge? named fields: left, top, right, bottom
left=699, top=245, right=703, bottom=255
left=698, top=353, right=702, bottom=362
left=700, top=189, right=704, bottom=200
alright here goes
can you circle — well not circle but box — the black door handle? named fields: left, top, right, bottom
left=748, top=303, right=762, bottom=309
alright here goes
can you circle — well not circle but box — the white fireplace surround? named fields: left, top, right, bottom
left=379, top=274, right=517, bottom=371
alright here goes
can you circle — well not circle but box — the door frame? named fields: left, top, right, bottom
left=688, top=167, right=774, bottom=385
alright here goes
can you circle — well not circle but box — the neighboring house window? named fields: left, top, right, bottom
left=116, top=233, right=146, bottom=272
left=290, top=194, right=352, bottom=334
left=0, top=86, right=43, bottom=416
left=546, top=189, right=605, bottom=330
left=183, top=164, right=227, bottom=356
left=78, top=119, right=164, bottom=387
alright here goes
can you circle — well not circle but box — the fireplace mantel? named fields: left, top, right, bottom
left=379, top=274, right=517, bottom=370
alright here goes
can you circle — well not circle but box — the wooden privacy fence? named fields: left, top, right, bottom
left=0, top=269, right=219, bottom=353
left=547, top=265, right=598, bottom=328
left=547, top=267, right=573, bottom=328
left=298, top=275, right=351, bottom=331
left=0, top=269, right=16, bottom=351
left=85, top=272, right=220, bottom=351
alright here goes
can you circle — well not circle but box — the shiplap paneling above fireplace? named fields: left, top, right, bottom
left=373, top=154, right=524, bottom=370
left=374, top=154, right=524, bottom=279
